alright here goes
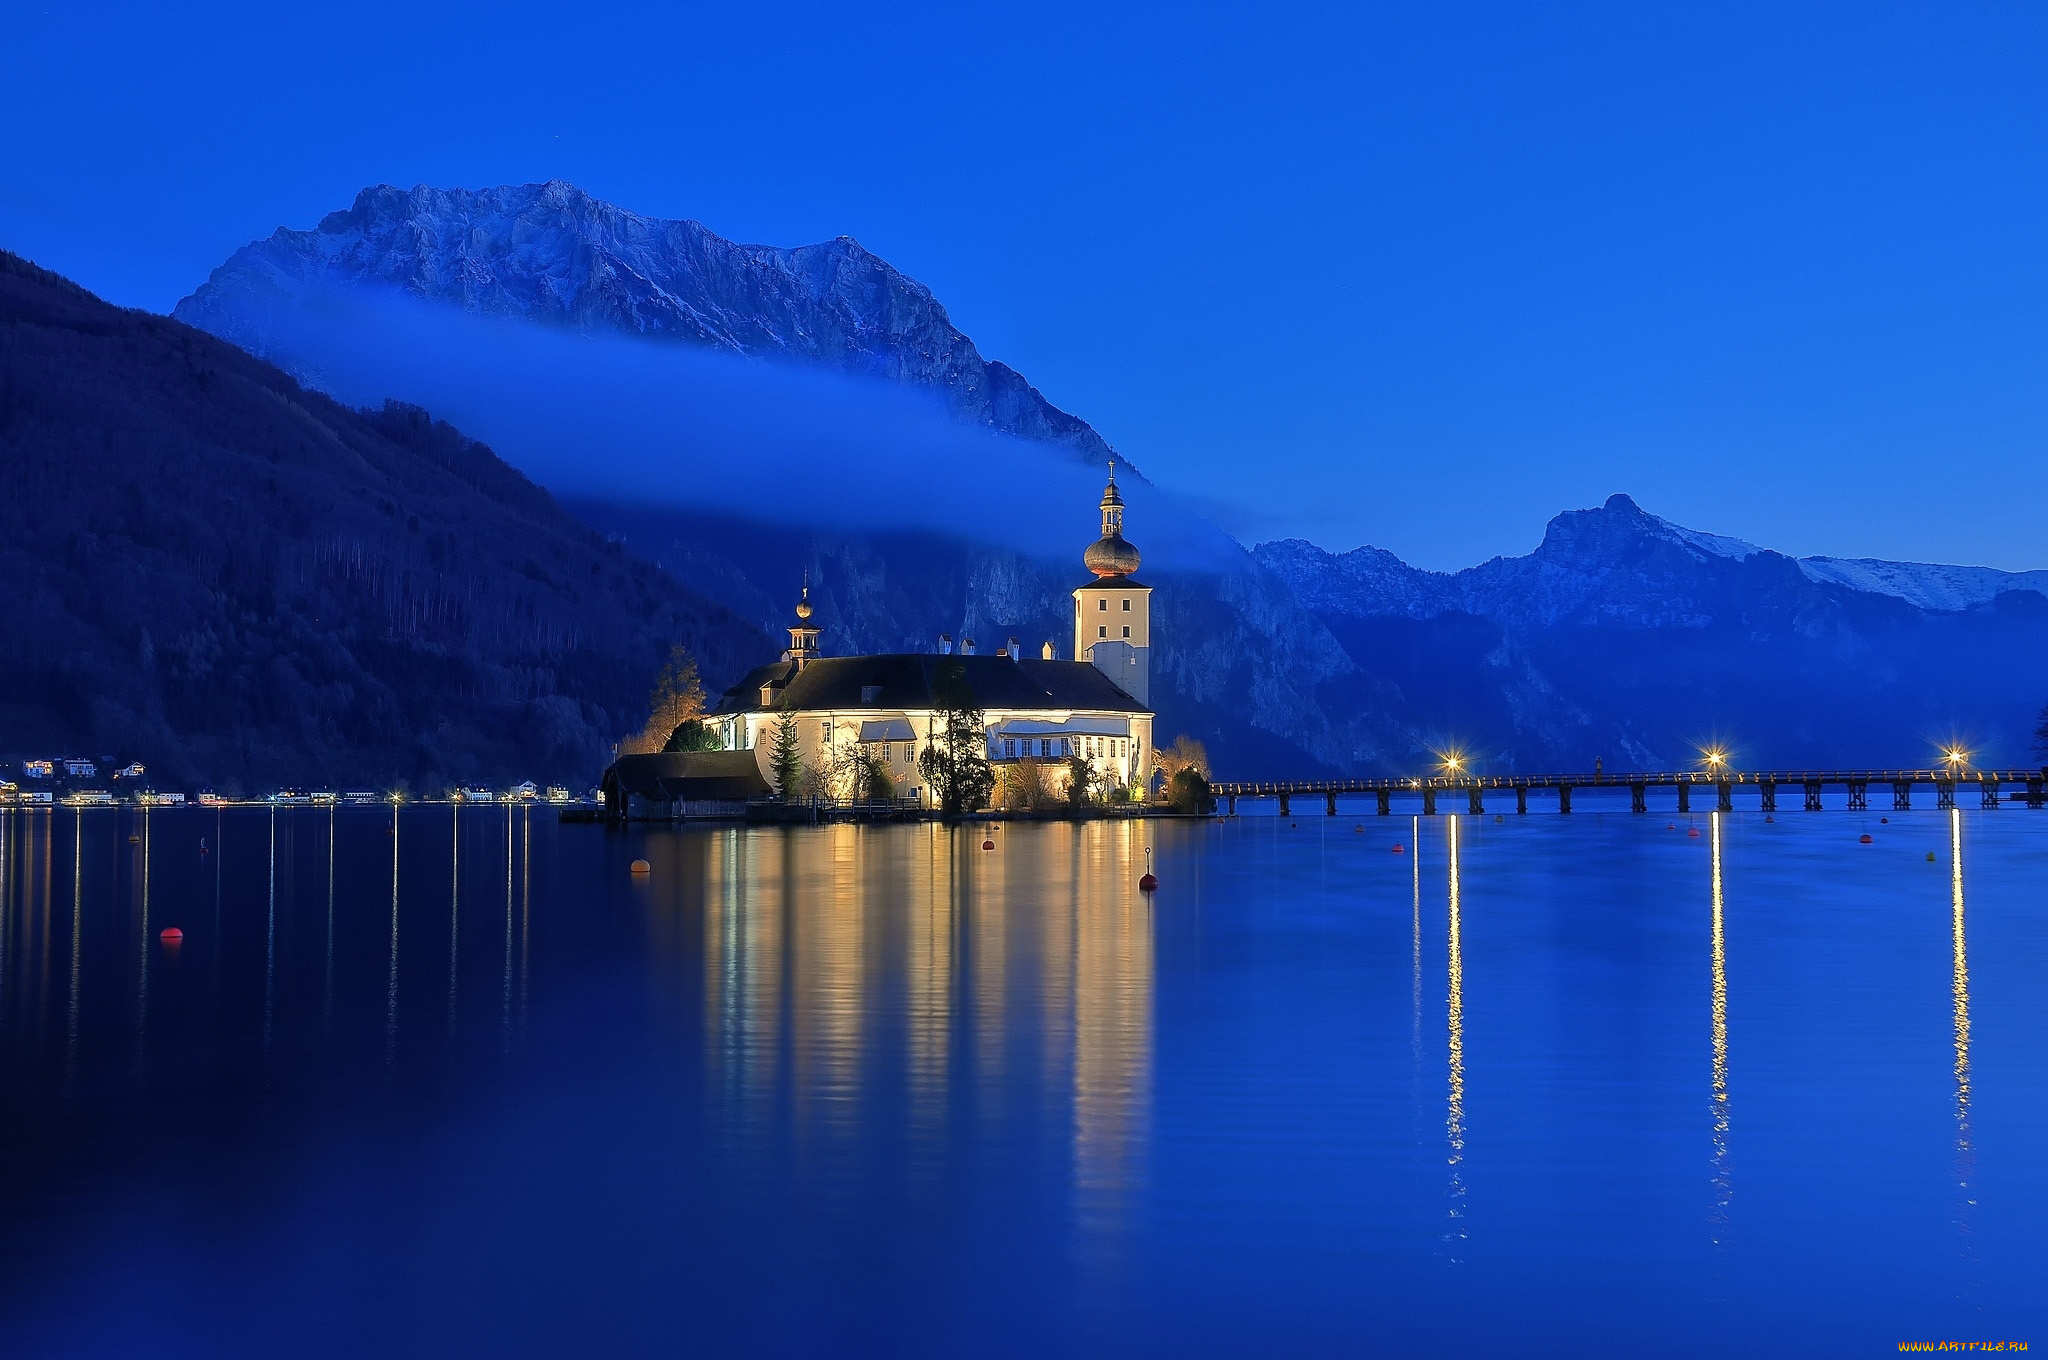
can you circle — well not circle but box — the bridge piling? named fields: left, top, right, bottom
left=1516, top=787, right=1528, bottom=815
left=2028, top=779, right=2044, bottom=809
left=1804, top=781, right=1824, bottom=812
left=1469, top=786, right=1484, bottom=816
left=1717, top=781, right=1733, bottom=813
left=1982, top=778, right=1999, bottom=809
left=1278, top=792, right=1291, bottom=818
left=1892, top=782, right=1911, bottom=811
left=1761, top=780, right=1776, bottom=813
left=1376, top=789, right=1391, bottom=815
left=1847, top=781, right=1867, bottom=811
left=1630, top=783, right=1646, bottom=813
left=1559, top=785, right=1573, bottom=814
left=1422, top=788, right=1436, bottom=816
left=1326, top=792, right=1337, bottom=816
left=1938, top=781, right=1956, bottom=810
left=1677, top=783, right=1690, bottom=814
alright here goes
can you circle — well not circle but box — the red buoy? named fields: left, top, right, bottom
left=1139, top=872, right=1158, bottom=892
left=1392, top=843, right=1405, bottom=854
left=1880, top=816, right=1889, bottom=824
left=982, top=839, right=995, bottom=850
left=1859, top=834, right=1874, bottom=844
left=159, top=927, right=183, bottom=943
left=1687, top=827, right=1700, bottom=838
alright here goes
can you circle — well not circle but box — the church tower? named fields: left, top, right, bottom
left=1073, top=465, right=1151, bottom=705
left=784, top=581, right=820, bottom=669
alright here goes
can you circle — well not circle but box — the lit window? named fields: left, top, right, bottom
left=821, top=721, right=831, bottom=743
left=1122, top=626, right=1130, bottom=638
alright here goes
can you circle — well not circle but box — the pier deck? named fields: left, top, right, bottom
left=1209, top=769, right=2048, bottom=815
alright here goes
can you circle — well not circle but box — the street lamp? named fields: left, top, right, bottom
left=1942, top=746, right=1969, bottom=774
left=1702, top=747, right=1728, bottom=774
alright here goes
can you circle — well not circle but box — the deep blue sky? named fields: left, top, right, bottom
left=5, top=1, right=2046, bottom=570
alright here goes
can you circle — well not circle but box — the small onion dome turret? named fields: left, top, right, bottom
left=1084, top=464, right=1141, bottom=578
left=794, top=587, right=813, bottom=621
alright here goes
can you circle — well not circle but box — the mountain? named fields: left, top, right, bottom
left=173, top=181, right=1119, bottom=469
left=169, top=184, right=2048, bottom=776
left=0, top=250, right=768, bottom=791
left=1255, top=495, right=2048, bottom=770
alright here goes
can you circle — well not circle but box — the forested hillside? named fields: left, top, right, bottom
left=0, top=251, right=767, bottom=791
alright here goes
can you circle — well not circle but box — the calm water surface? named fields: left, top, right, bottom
left=0, top=803, right=2041, bottom=1356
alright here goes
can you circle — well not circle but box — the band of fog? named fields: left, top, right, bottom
left=246, top=287, right=1246, bottom=575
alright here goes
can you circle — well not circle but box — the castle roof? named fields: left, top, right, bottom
left=714, top=654, right=1150, bottom=717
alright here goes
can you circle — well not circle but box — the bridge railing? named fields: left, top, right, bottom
left=1211, top=768, right=2047, bottom=796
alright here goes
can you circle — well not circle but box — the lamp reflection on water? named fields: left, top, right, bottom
left=1709, top=811, right=1730, bottom=1240
left=1445, top=813, right=1466, bottom=1258
left=1950, top=808, right=1974, bottom=1239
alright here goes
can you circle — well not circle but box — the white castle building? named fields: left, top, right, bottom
left=707, top=468, right=1158, bottom=805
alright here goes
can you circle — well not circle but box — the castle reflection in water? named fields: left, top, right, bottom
left=641, top=821, right=1155, bottom=1215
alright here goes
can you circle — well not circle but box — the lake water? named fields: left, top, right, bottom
left=0, top=802, right=2041, bottom=1356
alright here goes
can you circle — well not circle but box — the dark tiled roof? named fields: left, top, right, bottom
left=713, top=654, right=1149, bottom=716
left=605, top=750, right=772, bottom=802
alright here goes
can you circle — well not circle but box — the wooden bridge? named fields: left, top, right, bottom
left=1209, top=769, right=2048, bottom=816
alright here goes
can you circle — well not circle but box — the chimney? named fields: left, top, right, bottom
left=1007, top=636, right=1021, bottom=660
left=938, top=634, right=953, bottom=655
left=1041, top=640, right=1057, bottom=660
left=961, top=636, right=976, bottom=655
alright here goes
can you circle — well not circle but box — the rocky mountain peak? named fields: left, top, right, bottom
left=175, top=181, right=1123, bottom=470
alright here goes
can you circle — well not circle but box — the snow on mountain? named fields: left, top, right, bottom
left=1796, top=557, right=2048, bottom=612
left=174, top=181, right=1120, bottom=469
left=1262, top=493, right=2047, bottom=620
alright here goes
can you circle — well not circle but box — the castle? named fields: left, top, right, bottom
left=707, top=467, right=1157, bottom=805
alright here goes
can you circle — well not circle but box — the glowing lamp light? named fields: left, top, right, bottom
left=1702, top=748, right=1728, bottom=770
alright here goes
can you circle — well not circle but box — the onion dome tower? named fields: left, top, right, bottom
left=1083, top=468, right=1142, bottom=579
left=784, top=580, right=820, bottom=668
left=1072, top=463, right=1152, bottom=706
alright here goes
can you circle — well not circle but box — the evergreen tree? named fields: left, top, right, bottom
left=1064, top=754, right=1096, bottom=810
left=916, top=661, right=995, bottom=816
left=1166, top=766, right=1216, bottom=815
left=768, top=718, right=805, bottom=800
left=661, top=719, right=722, bottom=753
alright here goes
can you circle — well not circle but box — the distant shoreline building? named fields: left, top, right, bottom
left=606, top=470, right=1157, bottom=815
